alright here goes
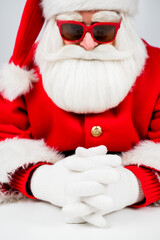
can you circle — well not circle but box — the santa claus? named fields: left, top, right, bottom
left=0, top=0, right=160, bottom=228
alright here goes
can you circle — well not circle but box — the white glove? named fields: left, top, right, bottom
left=30, top=146, right=121, bottom=208
left=64, top=146, right=122, bottom=171
left=62, top=166, right=145, bottom=227
left=62, top=147, right=144, bottom=227
left=61, top=146, right=121, bottom=227
left=30, top=158, right=78, bottom=207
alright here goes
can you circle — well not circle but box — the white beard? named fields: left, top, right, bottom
left=35, top=14, right=148, bottom=114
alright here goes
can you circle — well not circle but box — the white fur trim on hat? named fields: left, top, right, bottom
left=0, top=63, right=38, bottom=101
left=122, top=140, right=160, bottom=171
left=41, top=0, right=139, bottom=20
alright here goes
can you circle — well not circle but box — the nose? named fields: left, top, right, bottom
left=80, top=32, right=98, bottom=50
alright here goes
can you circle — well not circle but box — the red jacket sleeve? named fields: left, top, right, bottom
left=125, top=166, right=160, bottom=207
left=123, top=95, right=160, bottom=207
left=10, top=162, right=51, bottom=199
left=0, top=95, right=31, bottom=140
left=0, top=95, right=61, bottom=202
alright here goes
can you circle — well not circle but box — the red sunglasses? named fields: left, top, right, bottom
left=56, top=20, right=121, bottom=44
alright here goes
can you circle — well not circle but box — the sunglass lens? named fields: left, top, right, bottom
left=61, top=23, right=83, bottom=41
left=93, top=25, right=116, bottom=43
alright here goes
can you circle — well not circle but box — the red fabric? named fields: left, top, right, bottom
left=10, top=0, right=44, bottom=67
left=125, top=166, right=160, bottom=207
left=148, top=95, right=160, bottom=142
left=10, top=162, right=51, bottom=199
left=0, top=96, right=31, bottom=141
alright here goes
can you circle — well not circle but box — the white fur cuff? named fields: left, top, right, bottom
left=0, top=138, right=62, bottom=183
left=0, top=63, right=37, bottom=101
left=122, top=140, right=160, bottom=171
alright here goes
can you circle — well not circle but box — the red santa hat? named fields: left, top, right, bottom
left=0, top=0, right=139, bottom=101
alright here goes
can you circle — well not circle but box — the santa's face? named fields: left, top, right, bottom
left=35, top=10, right=147, bottom=114
left=62, top=11, right=114, bottom=50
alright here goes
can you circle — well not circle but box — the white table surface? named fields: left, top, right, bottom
left=0, top=199, right=159, bottom=240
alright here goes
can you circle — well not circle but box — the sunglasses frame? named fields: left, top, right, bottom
left=56, top=20, right=121, bottom=44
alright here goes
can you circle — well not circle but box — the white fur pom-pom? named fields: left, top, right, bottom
left=0, top=63, right=38, bottom=101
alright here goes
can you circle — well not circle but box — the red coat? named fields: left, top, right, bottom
left=0, top=42, right=160, bottom=205
left=1, top=42, right=160, bottom=152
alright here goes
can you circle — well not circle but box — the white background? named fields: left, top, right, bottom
left=0, top=0, right=160, bottom=65
left=0, top=199, right=160, bottom=240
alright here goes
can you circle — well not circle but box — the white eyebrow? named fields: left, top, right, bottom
left=92, top=11, right=121, bottom=22
left=56, top=12, right=83, bottom=21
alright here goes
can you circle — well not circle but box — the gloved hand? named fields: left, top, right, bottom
left=62, top=147, right=145, bottom=228
left=30, top=146, right=121, bottom=208
left=64, top=145, right=122, bottom=171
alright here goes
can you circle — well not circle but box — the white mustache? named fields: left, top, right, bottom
left=40, top=44, right=133, bottom=62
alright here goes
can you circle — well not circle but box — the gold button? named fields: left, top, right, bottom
left=91, top=126, right=102, bottom=137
